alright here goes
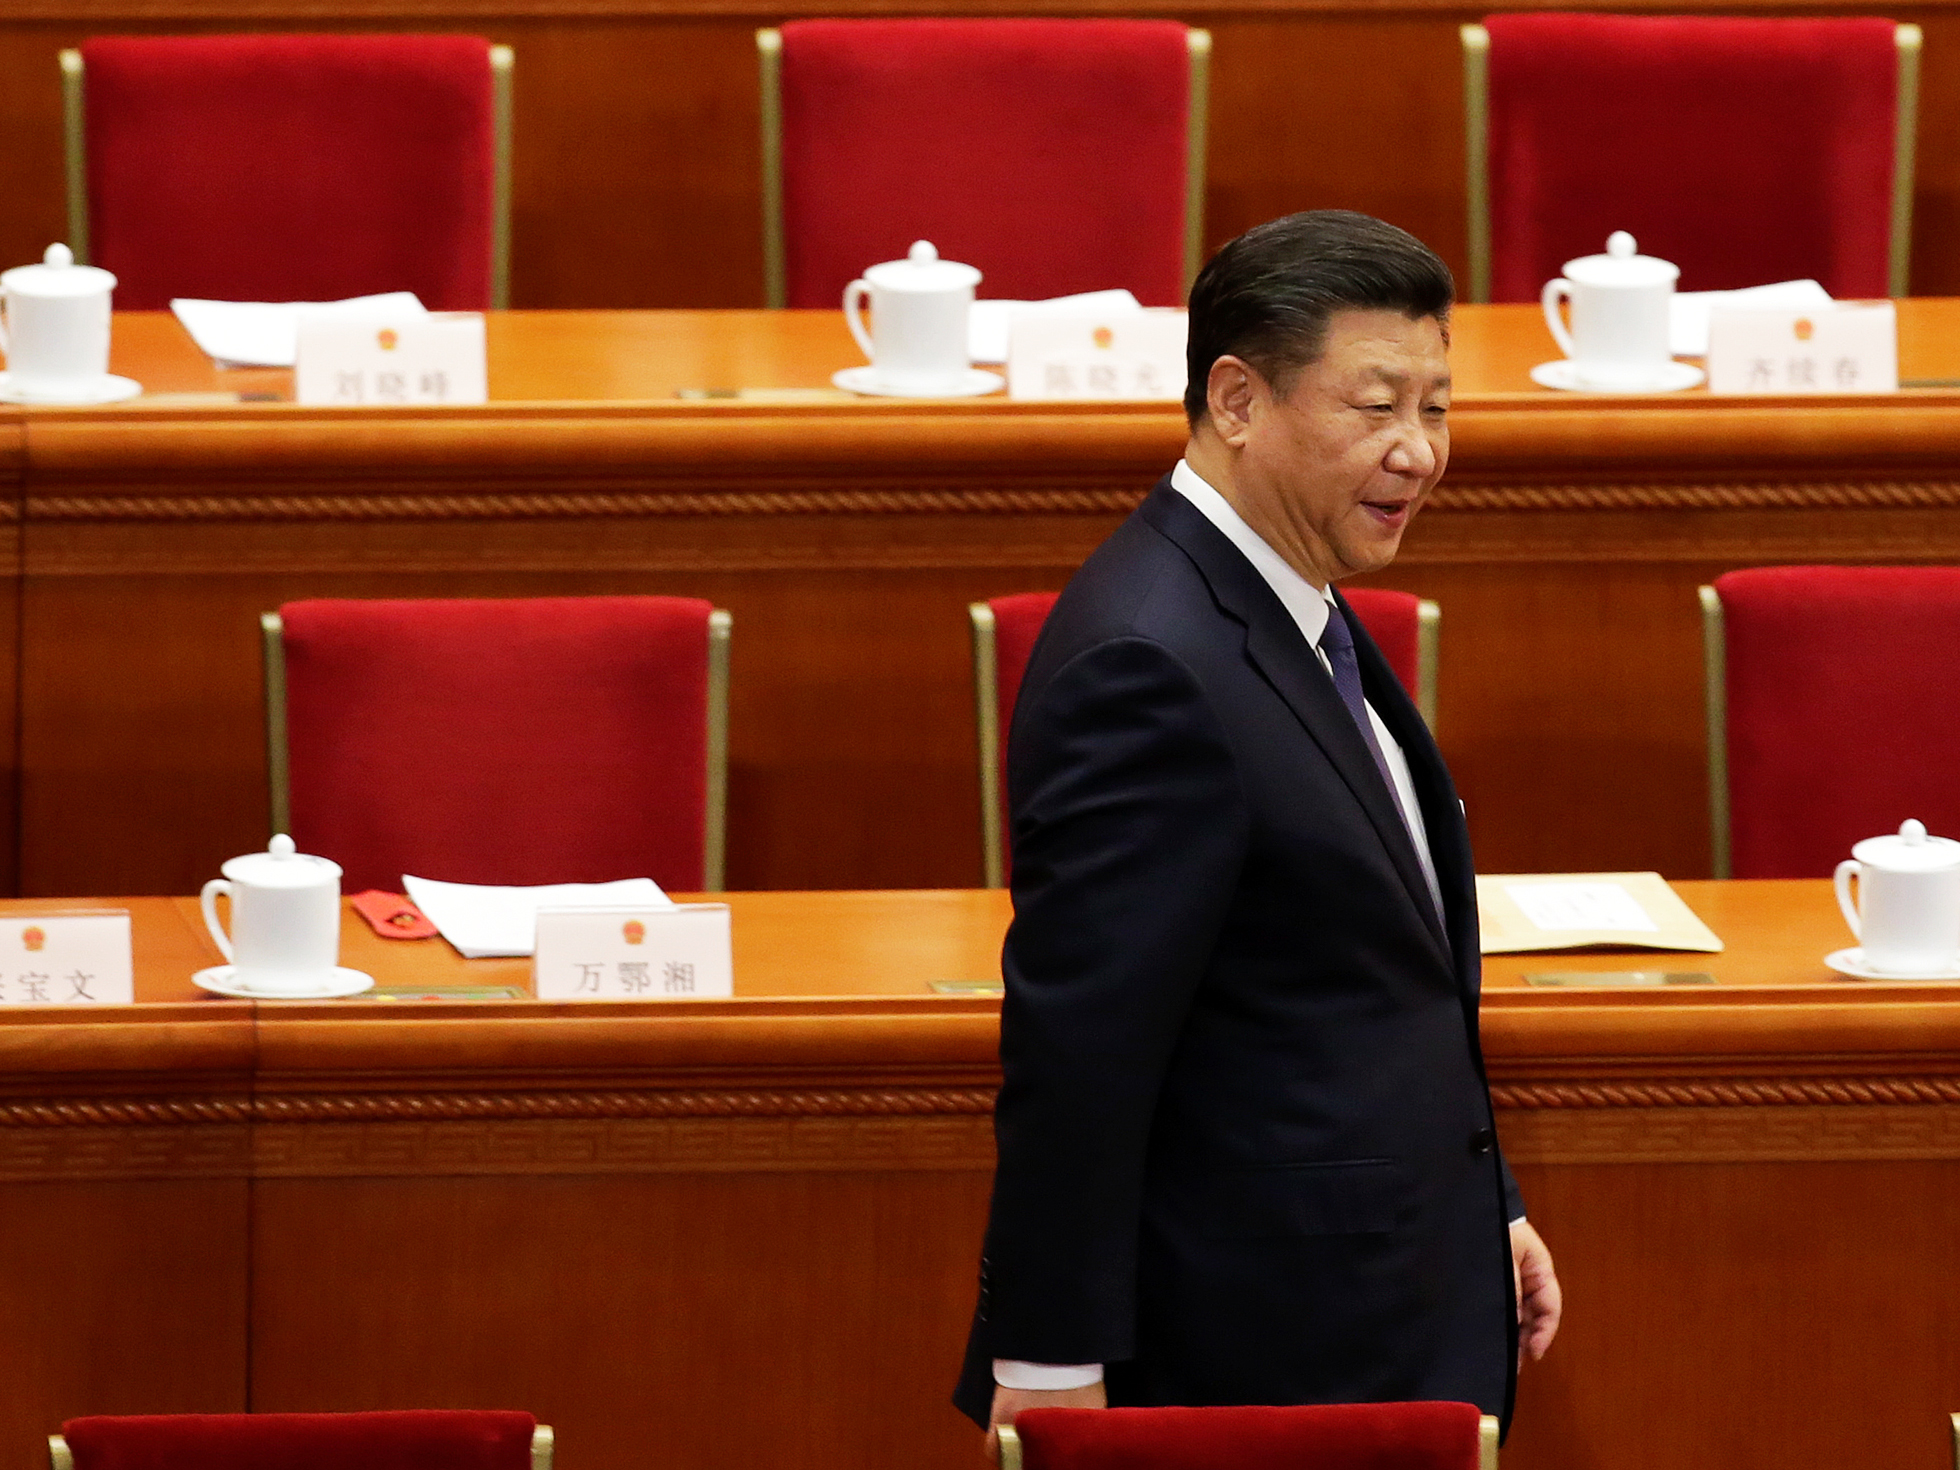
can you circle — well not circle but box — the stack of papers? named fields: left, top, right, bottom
left=171, top=292, right=428, bottom=368
left=1669, top=280, right=1831, bottom=357
left=1477, top=872, right=1724, bottom=954
left=402, top=875, right=675, bottom=959
left=969, top=290, right=1143, bottom=364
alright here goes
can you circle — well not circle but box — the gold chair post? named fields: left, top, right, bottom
left=1699, top=585, right=1731, bottom=879
left=260, top=612, right=291, bottom=839
left=969, top=602, right=1005, bottom=889
left=757, top=29, right=786, bottom=309
left=60, top=49, right=89, bottom=264
left=1183, top=29, right=1212, bottom=294
left=704, top=607, right=732, bottom=892
left=490, top=44, right=515, bottom=310
left=1460, top=24, right=1491, bottom=304
left=1415, top=597, right=1441, bottom=733
left=1891, top=23, right=1921, bottom=296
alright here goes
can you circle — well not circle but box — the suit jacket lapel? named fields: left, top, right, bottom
left=1139, top=485, right=1451, bottom=963
left=1341, top=592, right=1481, bottom=985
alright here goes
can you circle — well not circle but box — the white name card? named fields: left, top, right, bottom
left=1706, top=302, right=1897, bottom=394
left=1007, top=311, right=1187, bottom=401
left=295, top=313, right=488, bottom=406
left=533, top=904, right=733, bottom=1001
left=0, top=913, right=133, bottom=1005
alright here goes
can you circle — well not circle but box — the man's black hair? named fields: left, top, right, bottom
left=1183, top=210, right=1454, bottom=422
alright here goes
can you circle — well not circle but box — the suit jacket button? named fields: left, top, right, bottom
left=1469, top=1127, right=1494, bottom=1156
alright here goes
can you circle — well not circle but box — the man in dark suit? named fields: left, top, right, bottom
left=955, top=211, right=1561, bottom=1446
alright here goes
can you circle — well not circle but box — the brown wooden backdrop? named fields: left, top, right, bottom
left=3, top=0, right=1960, bottom=312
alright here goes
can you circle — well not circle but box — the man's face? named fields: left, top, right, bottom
left=1223, top=308, right=1451, bottom=586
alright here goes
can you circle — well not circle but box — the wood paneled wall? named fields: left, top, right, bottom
left=5, top=0, right=1960, bottom=309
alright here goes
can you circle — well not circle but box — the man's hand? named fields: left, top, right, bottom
left=984, top=1382, right=1107, bottom=1463
left=1510, top=1218, right=1562, bottom=1363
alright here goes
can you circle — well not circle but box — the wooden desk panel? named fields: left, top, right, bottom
left=0, top=884, right=1955, bottom=1470
left=14, top=306, right=1960, bottom=897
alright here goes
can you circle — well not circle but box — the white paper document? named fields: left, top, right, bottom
left=402, top=875, right=675, bottom=959
left=969, top=290, right=1143, bottom=364
left=1669, top=280, right=1831, bottom=357
left=1505, top=882, right=1659, bottom=933
left=170, top=292, right=428, bottom=367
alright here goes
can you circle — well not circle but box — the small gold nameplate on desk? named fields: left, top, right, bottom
left=1477, top=872, right=1723, bottom=955
left=533, top=905, right=732, bottom=1000
left=0, top=912, right=133, bottom=1004
left=930, top=980, right=1005, bottom=996
left=295, top=313, right=487, bottom=406
left=1525, top=971, right=1717, bottom=987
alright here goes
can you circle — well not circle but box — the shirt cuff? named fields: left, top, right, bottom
left=993, top=1360, right=1105, bottom=1390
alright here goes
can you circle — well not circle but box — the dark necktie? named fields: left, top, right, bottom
left=1316, top=602, right=1401, bottom=805
left=1318, top=603, right=1445, bottom=928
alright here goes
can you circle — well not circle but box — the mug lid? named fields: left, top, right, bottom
left=861, top=240, right=982, bottom=292
left=0, top=244, right=116, bottom=298
left=220, top=832, right=343, bottom=887
left=1851, top=819, right=1960, bottom=871
left=1559, top=232, right=1678, bottom=288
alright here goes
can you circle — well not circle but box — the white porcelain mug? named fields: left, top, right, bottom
left=1834, top=819, right=1960, bottom=975
left=0, top=244, right=116, bottom=398
left=1541, top=231, right=1679, bottom=390
left=200, top=834, right=344, bottom=993
left=843, top=240, right=980, bottom=392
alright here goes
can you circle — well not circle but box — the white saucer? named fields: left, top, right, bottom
left=1529, top=360, right=1705, bottom=394
left=1824, top=947, right=1960, bottom=982
left=193, top=965, right=375, bottom=1000
left=0, top=373, right=142, bottom=405
left=832, top=366, right=1004, bottom=399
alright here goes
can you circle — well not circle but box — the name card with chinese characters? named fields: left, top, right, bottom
left=1007, top=311, right=1187, bottom=401
left=533, top=905, right=733, bottom=1001
left=0, top=913, right=134, bottom=1005
left=1705, top=302, right=1897, bottom=395
left=294, top=313, right=488, bottom=407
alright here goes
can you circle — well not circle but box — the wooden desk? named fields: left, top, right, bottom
left=6, top=305, right=1960, bottom=899
left=0, top=882, right=1957, bottom=1470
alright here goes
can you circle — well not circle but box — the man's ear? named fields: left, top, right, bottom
left=1204, top=356, right=1259, bottom=447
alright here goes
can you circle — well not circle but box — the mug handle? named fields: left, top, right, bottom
left=1540, top=277, right=1576, bottom=359
left=843, top=279, right=874, bottom=364
left=200, top=878, right=236, bottom=962
left=1833, top=859, right=1863, bottom=941
left=0, top=294, right=11, bottom=359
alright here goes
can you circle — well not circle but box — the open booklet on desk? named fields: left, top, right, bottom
left=401, top=874, right=673, bottom=959
left=1477, top=871, right=1723, bottom=954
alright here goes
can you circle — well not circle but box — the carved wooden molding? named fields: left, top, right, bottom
left=1499, top=1102, right=1960, bottom=1165
left=1490, top=1077, right=1960, bottom=1108
left=25, top=479, right=1960, bottom=524
left=25, top=488, right=1146, bottom=522
left=1429, top=481, right=1960, bottom=513
left=0, top=1087, right=996, bottom=1129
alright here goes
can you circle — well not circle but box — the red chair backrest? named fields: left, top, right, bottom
left=1483, top=14, right=1900, bottom=301
left=1342, top=587, right=1423, bottom=698
left=779, top=19, right=1192, bottom=308
left=1014, top=1401, right=1484, bottom=1470
left=62, top=1411, right=536, bottom=1470
left=82, top=34, right=497, bottom=310
left=1718, top=566, right=1960, bottom=879
left=281, top=596, right=713, bottom=893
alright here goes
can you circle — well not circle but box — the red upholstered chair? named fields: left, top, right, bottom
left=50, top=1411, right=550, bottom=1470
left=758, top=20, right=1208, bottom=309
left=969, top=589, right=1439, bottom=886
left=999, top=1401, right=1497, bottom=1470
left=1462, top=15, right=1919, bottom=303
left=63, top=35, right=513, bottom=310
left=262, top=597, right=730, bottom=894
left=1701, top=567, right=1960, bottom=879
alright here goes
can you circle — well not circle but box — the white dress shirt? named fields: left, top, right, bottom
left=993, top=461, right=1448, bottom=1392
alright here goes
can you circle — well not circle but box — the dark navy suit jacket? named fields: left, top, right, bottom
left=955, top=479, right=1520, bottom=1426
